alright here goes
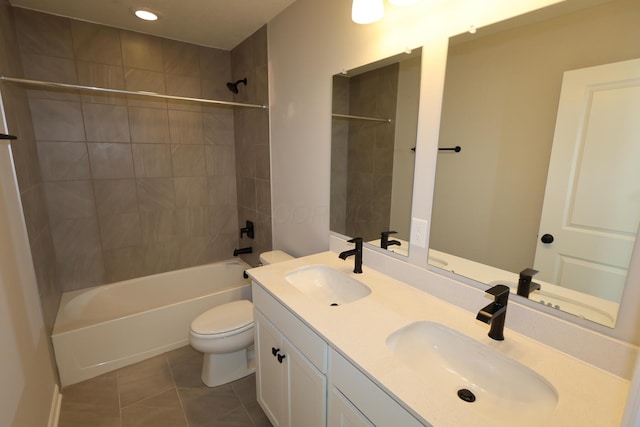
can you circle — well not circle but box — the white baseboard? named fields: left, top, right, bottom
left=47, top=384, right=62, bottom=427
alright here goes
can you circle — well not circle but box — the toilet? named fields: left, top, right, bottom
left=189, top=250, right=294, bottom=387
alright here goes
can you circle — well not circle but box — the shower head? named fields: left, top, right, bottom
left=226, top=78, right=247, bottom=94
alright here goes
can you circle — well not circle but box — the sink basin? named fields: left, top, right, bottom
left=386, top=321, right=558, bottom=426
left=284, top=265, right=371, bottom=306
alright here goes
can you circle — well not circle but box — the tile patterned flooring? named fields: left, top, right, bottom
left=58, top=346, right=271, bottom=427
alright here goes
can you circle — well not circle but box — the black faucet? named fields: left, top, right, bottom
left=233, top=247, right=253, bottom=256
left=380, top=231, right=401, bottom=249
left=338, top=237, right=363, bottom=274
left=517, top=268, right=541, bottom=298
left=476, top=284, right=510, bottom=341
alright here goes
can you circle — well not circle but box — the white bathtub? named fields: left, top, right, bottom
left=52, top=259, right=252, bottom=387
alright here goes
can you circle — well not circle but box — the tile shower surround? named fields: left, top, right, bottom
left=13, top=8, right=272, bottom=295
left=0, top=0, right=61, bottom=346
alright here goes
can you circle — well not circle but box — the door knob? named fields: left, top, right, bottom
left=541, top=234, right=554, bottom=244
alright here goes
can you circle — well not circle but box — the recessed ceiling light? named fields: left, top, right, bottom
left=134, top=9, right=159, bottom=21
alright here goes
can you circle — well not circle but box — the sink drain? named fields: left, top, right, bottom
left=330, top=302, right=339, bottom=306
left=457, top=388, right=476, bottom=403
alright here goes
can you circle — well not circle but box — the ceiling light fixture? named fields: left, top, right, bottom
left=134, top=9, right=159, bottom=21
left=352, top=0, right=384, bottom=24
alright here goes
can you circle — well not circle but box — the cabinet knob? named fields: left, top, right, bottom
left=271, top=347, right=280, bottom=356
left=277, top=353, right=286, bottom=363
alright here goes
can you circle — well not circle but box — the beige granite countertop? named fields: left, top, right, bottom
left=248, top=251, right=629, bottom=427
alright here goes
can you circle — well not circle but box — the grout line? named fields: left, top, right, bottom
left=165, top=352, right=191, bottom=426
left=230, top=378, right=258, bottom=427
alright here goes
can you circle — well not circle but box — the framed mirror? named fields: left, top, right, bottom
left=429, top=0, right=640, bottom=328
left=330, top=49, right=421, bottom=256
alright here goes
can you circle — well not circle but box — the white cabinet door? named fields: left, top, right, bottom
left=329, top=387, right=374, bottom=427
left=256, top=310, right=286, bottom=426
left=255, top=308, right=327, bottom=427
left=286, top=337, right=327, bottom=427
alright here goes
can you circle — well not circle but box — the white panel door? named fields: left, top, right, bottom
left=534, top=58, right=640, bottom=302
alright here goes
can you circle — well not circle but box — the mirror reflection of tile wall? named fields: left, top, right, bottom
left=331, top=63, right=398, bottom=241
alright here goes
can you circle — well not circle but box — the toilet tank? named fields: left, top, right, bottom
left=259, top=250, right=294, bottom=265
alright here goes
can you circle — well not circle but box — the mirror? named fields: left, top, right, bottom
left=429, top=0, right=640, bottom=328
left=330, top=49, right=421, bottom=256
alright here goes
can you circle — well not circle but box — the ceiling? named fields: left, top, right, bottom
left=9, top=0, right=297, bottom=50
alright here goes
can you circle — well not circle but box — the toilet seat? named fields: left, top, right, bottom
left=190, top=300, right=253, bottom=338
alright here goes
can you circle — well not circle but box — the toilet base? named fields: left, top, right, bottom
left=201, top=346, right=255, bottom=387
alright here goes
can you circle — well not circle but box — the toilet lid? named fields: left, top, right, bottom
left=191, top=300, right=253, bottom=335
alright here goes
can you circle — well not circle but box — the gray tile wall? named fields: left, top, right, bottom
left=13, top=8, right=266, bottom=291
left=230, top=26, right=272, bottom=266
left=0, top=0, right=60, bottom=376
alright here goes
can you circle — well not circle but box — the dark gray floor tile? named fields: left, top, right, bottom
left=230, top=375, right=256, bottom=404
left=230, top=375, right=271, bottom=426
left=200, top=405, right=254, bottom=427
left=243, top=400, right=272, bottom=427
left=58, top=410, right=122, bottom=427
left=118, top=354, right=174, bottom=407
left=179, top=383, right=246, bottom=427
left=167, top=344, right=205, bottom=388
left=58, top=346, right=271, bottom=427
left=121, top=388, right=188, bottom=427
left=58, top=371, right=121, bottom=427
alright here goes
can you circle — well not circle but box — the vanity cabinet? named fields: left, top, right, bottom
left=328, top=349, right=426, bottom=427
left=252, top=282, right=426, bottom=427
left=253, top=284, right=327, bottom=427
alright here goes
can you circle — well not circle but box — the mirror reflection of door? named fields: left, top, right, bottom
left=534, top=58, right=640, bottom=302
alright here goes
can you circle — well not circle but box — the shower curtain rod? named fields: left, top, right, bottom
left=0, top=76, right=268, bottom=109
left=332, top=113, right=391, bottom=123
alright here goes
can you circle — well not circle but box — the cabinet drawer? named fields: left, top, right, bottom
left=329, top=349, right=427, bottom=427
left=253, top=282, right=327, bottom=372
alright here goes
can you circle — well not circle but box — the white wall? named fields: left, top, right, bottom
left=0, top=97, right=58, bottom=427
left=268, top=0, right=562, bottom=256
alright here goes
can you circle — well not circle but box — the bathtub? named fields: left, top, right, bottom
left=52, top=259, right=252, bottom=387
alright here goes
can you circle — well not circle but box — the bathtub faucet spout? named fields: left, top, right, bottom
left=233, top=247, right=253, bottom=256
